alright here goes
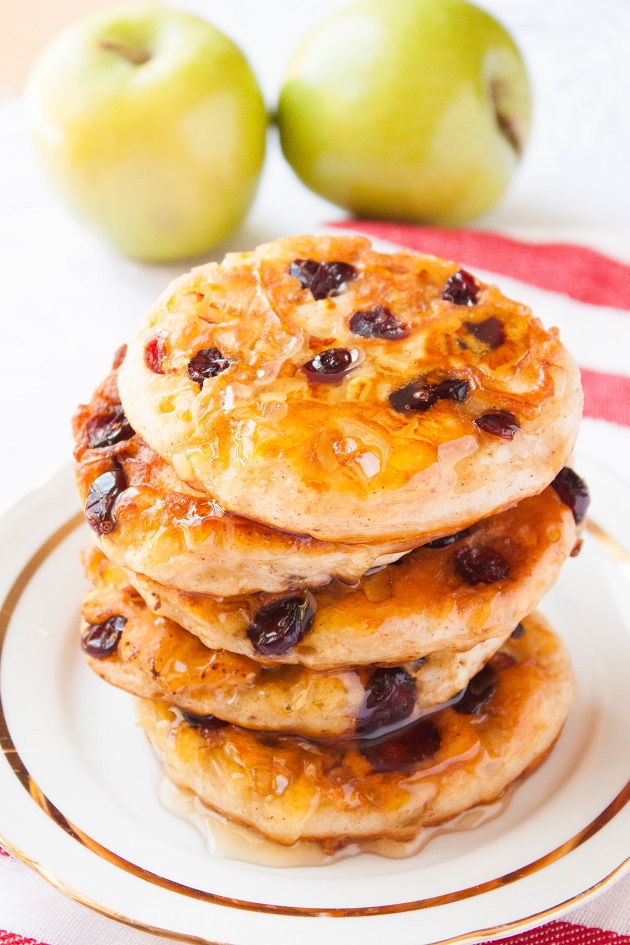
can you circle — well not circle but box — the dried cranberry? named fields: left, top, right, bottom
left=112, top=344, right=127, bottom=370
left=187, top=347, right=230, bottom=386
left=511, top=622, right=526, bottom=639
left=488, top=651, right=517, bottom=671
left=288, top=258, right=319, bottom=286
left=453, top=545, right=511, bottom=585
left=349, top=306, right=408, bottom=340
left=434, top=378, right=469, bottom=402
left=289, top=259, right=357, bottom=300
left=389, top=379, right=439, bottom=413
left=180, top=709, right=229, bottom=734
left=84, top=467, right=126, bottom=536
left=144, top=332, right=167, bottom=374
left=81, top=615, right=126, bottom=659
left=571, top=538, right=584, bottom=558
left=454, top=664, right=496, bottom=715
left=359, top=717, right=441, bottom=773
left=442, top=270, right=479, bottom=306
left=425, top=527, right=472, bottom=549
left=357, top=667, right=417, bottom=736
left=464, top=316, right=505, bottom=349
left=309, top=262, right=357, bottom=298
left=389, top=376, right=469, bottom=413
left=474, top=410, right=520, bottom=439
left=87, top=406, right=134, bottom=449
left=551, top=468, right=590, bottom=524
left=303, top=347, right=355, bottom=381
left=247, top=594, right=316, bottom=657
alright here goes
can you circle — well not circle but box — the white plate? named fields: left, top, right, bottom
left=0, top=460, right=629, bottom=945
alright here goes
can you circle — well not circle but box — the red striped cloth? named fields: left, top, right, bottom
left=0, top=934, right=52, bottom=945
left=331, top=222, right=630, bottom=311
left=481, top=922, right=630, bottom=945
left=0, top=923, right=628, bottom=945
left=581, top=368, right=630, bottom=428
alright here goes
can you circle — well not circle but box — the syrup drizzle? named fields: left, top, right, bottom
left=159, top=776, right=513, bottom=868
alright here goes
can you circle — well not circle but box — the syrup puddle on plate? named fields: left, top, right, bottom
left=159, top=775, right=513, bottom=867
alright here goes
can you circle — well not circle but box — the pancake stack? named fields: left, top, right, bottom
left=73, top=234, right=588, bottom=852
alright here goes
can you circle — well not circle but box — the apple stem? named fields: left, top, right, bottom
left=496, top=111, right=523, bottom=155
left=490, top=79, right=523, bottom=156
left=97, top=37, right=151, bottom=66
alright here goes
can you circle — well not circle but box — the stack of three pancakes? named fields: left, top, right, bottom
left=73, top=235, right=586, bottom=853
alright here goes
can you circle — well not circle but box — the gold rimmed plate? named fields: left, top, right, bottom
left=1, top=461, right=629, bottom=945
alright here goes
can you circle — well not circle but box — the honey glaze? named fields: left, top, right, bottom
left=160, top=236, right=563, bottom=497
left=158, top=775, right=513, bottom=868
left=115, top=233, right=582, bottom=546
left=136, top=614, right=577, bottom=849
left=82, top=546, right=516, bottom=741
left=128, top=486, right=577, bottom=670
left=72, top=365, right=415, bottom=599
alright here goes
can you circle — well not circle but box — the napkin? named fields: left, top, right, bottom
left=2, top=223, right=630, bottom=945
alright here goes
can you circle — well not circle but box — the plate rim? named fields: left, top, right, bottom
left=2, top=823, right=630, bottom=945
left=1, top=463, right=630, bottom=945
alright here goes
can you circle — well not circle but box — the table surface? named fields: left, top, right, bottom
left=1, top=2, right=630, bottom=944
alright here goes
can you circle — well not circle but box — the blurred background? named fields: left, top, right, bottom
left=0, top=0, right=629, bottom=508
left=3, top=0, right=630, bottom=229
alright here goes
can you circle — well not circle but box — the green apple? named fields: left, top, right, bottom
left=25, top=4, right=267, bottom=261
left=278, top=0, right=531, bottom=224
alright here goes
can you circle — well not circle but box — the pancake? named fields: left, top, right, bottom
left=73, top=363, right=412, bottom=596
left=117, top=233, right=582, bottom=543
left=136, top=613, right=576, bottom=846
left=130, top=485, right=578, bottom=668
left=81, top=546, right=509, bottom=739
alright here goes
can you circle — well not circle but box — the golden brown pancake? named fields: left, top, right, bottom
left=129, top=486, right=577, bottom=668
left=81, top=546, right=509, bottom=739
left=73, top=364, right=412, bottom=596
left=136, top=613, right=576, bottom=846
left=117, top=234, right=582, bottom=542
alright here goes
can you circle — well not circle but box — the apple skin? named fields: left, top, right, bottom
left=25, top=5, right=267, bottom=261
left=278, top=0, right=531, bottom=225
